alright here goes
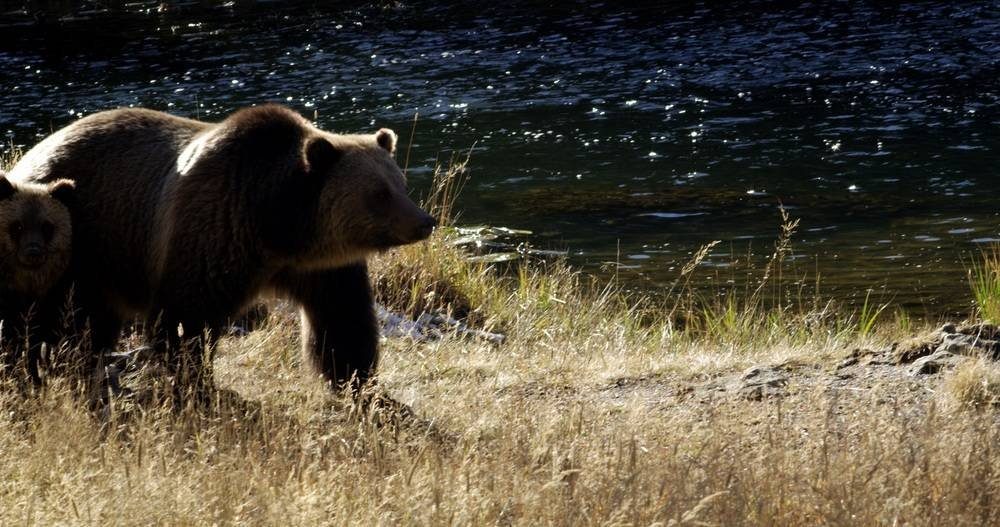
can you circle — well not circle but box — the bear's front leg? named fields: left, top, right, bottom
left=273, top=263, right=379, bottom=390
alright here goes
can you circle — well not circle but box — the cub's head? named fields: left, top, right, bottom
left=0, top=173, right=74, bottom=295
left=263, top=125, right=437, bottom=269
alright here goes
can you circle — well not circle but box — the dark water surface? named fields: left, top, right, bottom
left=1, top=1, right=998, bottom=315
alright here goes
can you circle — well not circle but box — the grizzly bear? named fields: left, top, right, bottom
left=0, top=171, right=75, bottom=384
left=8, top=105, right=436, bottom=392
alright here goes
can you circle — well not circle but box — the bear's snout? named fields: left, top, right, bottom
left=390, top=214, right=437, bottom=245
left=19, top=244, right=46, bottom=268
left=413, top=214, right=438, bottom=242
left=386, top=197, right=438, bottom=246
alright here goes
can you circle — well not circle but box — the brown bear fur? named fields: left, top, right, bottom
left=9, top=105, right=436, bottom=391
left=0, top=171, right=75, bottom=384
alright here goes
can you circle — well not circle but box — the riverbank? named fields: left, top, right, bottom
left=3, top=159, right=1000, bottom=525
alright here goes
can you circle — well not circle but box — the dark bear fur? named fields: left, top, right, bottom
left=0, top=171, right=75, bottom=385
left=8, top=105, right=436, bottom=391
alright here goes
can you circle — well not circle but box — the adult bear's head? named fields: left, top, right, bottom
left=306, top=127, right=437, bottom=250
left=240, top=106, right=437, bottom=270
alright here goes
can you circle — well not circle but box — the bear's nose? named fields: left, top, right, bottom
left=20, top=245, right=45, bottom=267
left=415, top=215, right=438, bottom=241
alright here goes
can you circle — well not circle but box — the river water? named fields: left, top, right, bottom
left=0, top=1, right=997, bottom=315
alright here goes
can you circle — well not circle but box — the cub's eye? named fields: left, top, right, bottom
left=8, top=221, right=22, bottom=239
left=41, top=221, right=55, bottom=240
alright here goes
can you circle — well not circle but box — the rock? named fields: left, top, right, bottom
left=95, top=345, right=157, bottom=399
left=838, top=347, right=894, bottom=369
left=835, top=355, right=859, bottom=369
left=736, top=365, right=788, bottom=400
left=909, top=350, right=968, bottom=375
left=894, top=333, right=946, bottom=364
left=891, top=323, right=1000, bottom=365
left=958, top=323, right=1000, bottom=338
left=377, top=304, right=505, bottom=344
left=937, top=332, right=986, bottom=355
left=948, top=325, right=1000, bottom=359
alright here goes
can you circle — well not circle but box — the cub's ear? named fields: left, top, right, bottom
left=304, top=137, right=342, bottom=174
left=0, top=173, right=15, bottom=201
left=375, top=128, right=397, bottom=155
left=48, top=179, right=76, bottom=207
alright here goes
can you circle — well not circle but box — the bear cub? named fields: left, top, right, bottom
left=0, top=171, right=75, bottom=384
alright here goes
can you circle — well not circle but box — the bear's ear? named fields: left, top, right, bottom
left=375, top=128, right=397, bottom=155
left=0, top=173, right=16, bottom=201
left=48, top=179, right=76, bottom=208
left=304, top=137, right=342, bottom=175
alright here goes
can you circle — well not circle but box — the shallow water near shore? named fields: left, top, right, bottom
left=0, top=0, right=997, bottom=316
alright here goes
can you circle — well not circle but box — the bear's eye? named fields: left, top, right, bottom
left=8, top=221, right=22, bottom=239
left=41, top=221, right=55, bottom=241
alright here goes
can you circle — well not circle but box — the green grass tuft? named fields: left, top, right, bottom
left=970, top=246, right=1000, bottom=323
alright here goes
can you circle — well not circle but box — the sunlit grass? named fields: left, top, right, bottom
left=943, top=358, right=1000, bottom=408
left=0, top=144, right=23, bottom=173
left=855, top=289, right=891, bottom=337
left=970, top=246, right=1000, bottom=323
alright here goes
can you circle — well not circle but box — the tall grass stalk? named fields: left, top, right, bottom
left=856, top=289, right=890, bottom=337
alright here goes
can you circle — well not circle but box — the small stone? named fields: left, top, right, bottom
left=835, top=356, right=859, bottom=370
left=938, top=333, right=978, bottom=355
left=736, top=365, right=788, bottom=400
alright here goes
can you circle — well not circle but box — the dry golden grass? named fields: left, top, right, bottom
left=2, top=156, right=1000, bottom=526
left=0, top=145, right=22, bottom=172
left=943, top=358, right=1000, bottom=408
left=3, top=328, right=1000, bottom=526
